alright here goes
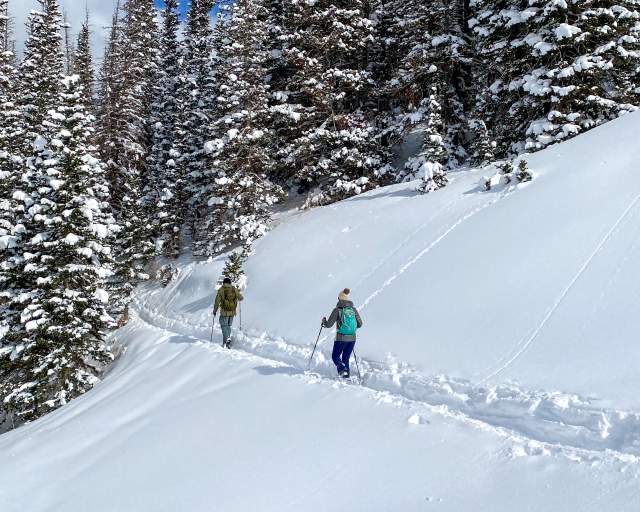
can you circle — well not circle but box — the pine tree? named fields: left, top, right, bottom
left=272, top=0, right=390, bottom=206
left=95, top=0, right=124, bottom=172
left=516, top=159, right=532, bottom=183
left=1, top=76, right=117, bottom=426
left=194, top=0, right=283, bottom=256
left=148, top=0, right=183, bottom=257
left=470, top=0, right=640, bottom=155
left=73, top=11, right=94, bottom=110
left=411, top=89, right=448, bottom=193
left=468, top=118, right=494, bottom=166
left=0, top=0, right=26, bottom=386
left=220, top=251, right=246, bottom=288
left=382, top=0, right=472, bottom=172
left=19, top=0, right=64, bottom=138
left=178, top=0, right=218, bottom=226
left=100, top=0, right=158, bottom=309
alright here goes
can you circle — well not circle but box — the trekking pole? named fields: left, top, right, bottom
left=239, top=302, right=242, bottom=331
left=353, top=349, right=362, bottom=384
left=307, top=324, right=323, bottom=370
left=210, top=315, right=215, bottom=344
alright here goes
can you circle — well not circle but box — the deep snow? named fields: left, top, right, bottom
left=3, top=112, right=640, bottom=511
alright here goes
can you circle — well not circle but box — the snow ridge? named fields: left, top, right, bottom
left=133, top=302, right=640, bottom=464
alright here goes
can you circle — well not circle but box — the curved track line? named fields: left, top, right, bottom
left=359, top=189, right=513, bottom=311
left=483, top=192, right=640, bottom=382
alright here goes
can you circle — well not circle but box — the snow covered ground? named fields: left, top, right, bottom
left=3, top=112, right=640, bottom=510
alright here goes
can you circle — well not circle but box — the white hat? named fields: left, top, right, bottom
left=338, top=288, right=351, bottom=301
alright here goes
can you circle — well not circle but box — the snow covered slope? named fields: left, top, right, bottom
left=3, top=112, right=640, bottom=511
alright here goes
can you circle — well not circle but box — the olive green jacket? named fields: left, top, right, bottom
left=214, top=284, right=244, bottom=317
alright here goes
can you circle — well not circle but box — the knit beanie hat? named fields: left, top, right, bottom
left=338, top=288, right=351, bottom=301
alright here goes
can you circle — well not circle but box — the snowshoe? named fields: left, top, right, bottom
left=340, top=370, right=350, bottom=379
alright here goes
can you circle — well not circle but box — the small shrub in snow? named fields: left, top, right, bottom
left=156, top=264, right=178, bottom=287
left=517, top=160, right=533, bottom=183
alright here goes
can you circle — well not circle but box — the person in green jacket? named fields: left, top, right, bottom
left=213, top=278, right=244, bottom=348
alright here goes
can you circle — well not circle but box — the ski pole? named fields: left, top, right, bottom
left=353, top=349, right=362, bottom=384
left=239, top=302, right=242, bottom=331
left=210, top=315, right=215, bottom=344
left=307, top=324, right=323, bottom=370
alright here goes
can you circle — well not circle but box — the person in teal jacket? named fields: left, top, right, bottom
left=322, top=288, right=363, bottom=378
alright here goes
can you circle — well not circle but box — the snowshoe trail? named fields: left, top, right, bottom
left=133, top=302, right=640, bottom=464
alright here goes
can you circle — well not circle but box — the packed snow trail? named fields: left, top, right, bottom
left=133, top=302, right=640, bottom=462
left=4, top=316, right=639, bottom=512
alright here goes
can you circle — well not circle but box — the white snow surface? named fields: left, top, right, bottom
left=3, top=113, right=640, bottom=510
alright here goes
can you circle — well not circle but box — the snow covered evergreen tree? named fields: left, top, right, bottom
left=382, top=0, right=472, bottom=171
left=95, top=1, right=124, bottom=171
left=470, top=0, right=640, bottom=155
left=409, top=89, right=448, bottom=193
left=98, top=0, right=158, bottom=308
left=73, top=11, right=94, bottom=110
left=0, top=76, right=117, bottom=426
left=0, top=0, right=26, bottom=383
left=468, top=118, right=494, bottom=166
left=177, top=0, right=218, bottom=225
left=19, top=0, right=64, bottom=137
left=148, top=0, right=183, bottom=257
left=220, top=251, right=246, bottom=288
left=195, top=0, right=283, bottom=256
left=272, top=0, right=390, bottom=206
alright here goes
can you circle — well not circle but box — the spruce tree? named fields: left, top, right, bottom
left=0, top=0, right=25, bottom=383
left=73, top=11, right=94, bottom=110
left=411, top=89, right=448, bottom=193
left=148, top=0, right=183, bottom=257
left=470, top=0, right=640, bottom=154
left=100, top=0, right=158, bottom=309
left=382, top=0, right=472, bottom=172
left=194, top=0, right=283, bottom=256
left=273, top=0, right=390, bottom=206
left=19, top=0, right=64, bottom=137
left=178, top=0, right=218, bottom=226
left=0, top=76, right=117, bottom=425
left=95, top=1, right=124, bottom=171
left=468, top=118, right=494, bottom=166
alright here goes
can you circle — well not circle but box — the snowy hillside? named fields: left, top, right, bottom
left=3, top=112, right=640, bottom=511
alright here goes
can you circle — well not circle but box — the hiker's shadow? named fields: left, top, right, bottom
left=254, top=365, right=305, bottom=377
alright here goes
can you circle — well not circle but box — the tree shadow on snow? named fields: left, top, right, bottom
left=346, top=187, right=418, bottom=201
left=168, top=335, right=201, bottom=345
left=182, top=296, right=213, bottom=314
left=253, top=365, right=305, bottom=377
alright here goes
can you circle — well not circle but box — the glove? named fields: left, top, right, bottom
left=213, top=310, right=217, bottom=317
left=322, top=317, right=326, bottom=324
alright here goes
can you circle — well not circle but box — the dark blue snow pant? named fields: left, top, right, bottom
left=332, top=341, right=355, bottom=375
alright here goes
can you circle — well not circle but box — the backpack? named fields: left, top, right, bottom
left=337, top=307, right=357, bottom=336
left=221, top=286, right=238, bottom=313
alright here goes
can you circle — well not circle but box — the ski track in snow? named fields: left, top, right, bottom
left=131, top=301, right=640, bottom=465
left=358, top=186, right=514, bottom=312
left=482, top=192, right=640, bottom=382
